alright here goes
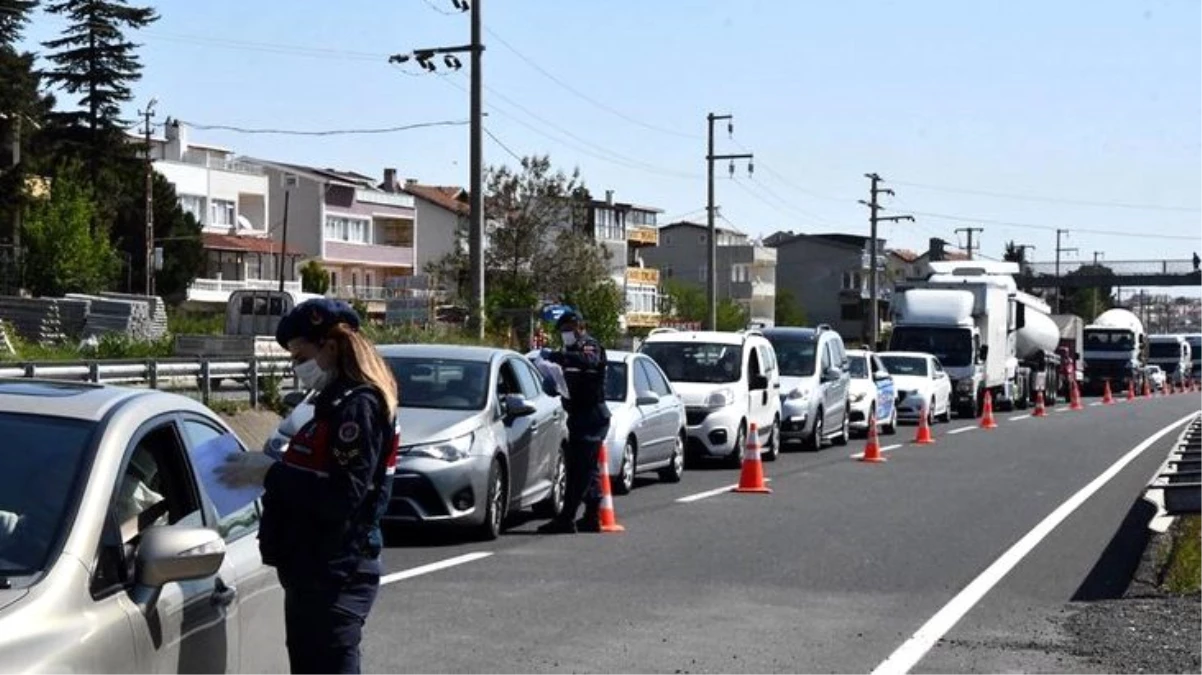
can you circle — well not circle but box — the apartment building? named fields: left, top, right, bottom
left=580, top=191, right=663, bottom=330
left=147, top=120, right=302, bottom=305
left=398, top=178, right=469, bottom=275
left=641, top=220, right=777, bottom=324
left=246, top=160, right=418, bottom=312
left=768, top=231, right=888, bottom=340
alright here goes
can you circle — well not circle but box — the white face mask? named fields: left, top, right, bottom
left=561, top=331, right=577, bottom=347
left=294, top=358, right=332, bottom=391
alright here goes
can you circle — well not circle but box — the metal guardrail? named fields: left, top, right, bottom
left=0, top=356, right=296, bottom=407
left=1145, top=415, right=1201, bottom=520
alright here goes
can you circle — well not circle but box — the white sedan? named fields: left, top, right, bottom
left=877, top=351, right=953, bottom=425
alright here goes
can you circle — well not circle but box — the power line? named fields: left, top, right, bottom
left=890, top=179, right=1200, bottom=213
left=483, top=27, right=700, bottom=140
left=902, top=209, right=1198, bottom=241
left=482, top=126, right=522, bottom=162
left=421, top=0, right=465, bottom=16
left=179, top=119, right=470, bottom=136
left=729, top=140, right=855, bottom=204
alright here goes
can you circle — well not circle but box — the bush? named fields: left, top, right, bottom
left=167, top=308, right=224, bottom=335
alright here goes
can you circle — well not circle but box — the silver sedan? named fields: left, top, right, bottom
left=0, top=379, right=287, bottom=673
left=603, top=351, right=687, bottom=494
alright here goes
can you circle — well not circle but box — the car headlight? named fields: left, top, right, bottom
left=706, top=388, right=736, bottom=408
left=787, top=387, right=811, bottom=402
left=956, top=379, right=973, bottom=393
left=850, top=391, right=867, bottom=403
left=404, top=433, right=474, bottom=462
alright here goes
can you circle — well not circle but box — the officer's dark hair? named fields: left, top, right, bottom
left=324, top=323, right=399, bottom=418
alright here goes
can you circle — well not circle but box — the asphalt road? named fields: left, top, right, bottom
left=360, top=393, right=1201, bottom=674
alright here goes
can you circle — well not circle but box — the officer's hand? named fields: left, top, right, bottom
left=215, top=451, right=275, bottom=488
left=539, top=347, right=554, bottom=361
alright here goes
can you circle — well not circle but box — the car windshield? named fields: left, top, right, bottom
left=605, top=362, right=627, bottom=402
left=1149, top=343, right=1182, bottom=359
left=890, top=327, right=973, bottom=367
left=767, top=338, right=817, bottom=377
left=1085, top=330, right=1135, bottom=350
left=880, top=356, right=929, bottom=377
left=386, top=357, right=490, bottom=411
left=0, top=413, right=95, bottom=579
left=642, top=342, right=742, bottom=384
left=848, top=355, right=870, bottom=379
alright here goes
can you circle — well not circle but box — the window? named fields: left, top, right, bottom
left=841, top=303, right=863, bottom=320
left=633, top=359, right=654, bottom=396
left=324, top=215, right=371, bottom=243
left=510, top=358, right=541, bottom=399
left=209, top=199, right=235, bottom=227
left=182, top=419, right=259, bottom=542
left=605, top=362, right=628, bottom=402
left=640, top=359, right=673, bottom=396
left=179, top=194, right=205, bottom=223
left=625, top=284, right=658, bottom=314
left=114, top=422, right=204, bottom=548
left=748, top=347, right=764, bottom=384
left=821, top=343, right=835, bottom=371
left=497, top=361, right=523, bottom=397
left=932, top=359, right=945, bottom=377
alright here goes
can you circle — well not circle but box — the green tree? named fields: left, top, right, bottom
left=300, top=260, right=330, bottom=294
left=716, top=298, right=748, bottom=331
left=111, top=168, right=202, bottom=298
left=774, top=288, right=807, bottom=326
left=42, top=0, right=157, bottom=184
left=564, top=279, right=623, bottom=346
left=1062, top=264, right=1116, bottom=321
left=22, top=164, right=119, bottom=295
left=660, top=279, right=707, bottom=323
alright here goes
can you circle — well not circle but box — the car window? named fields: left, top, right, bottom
left=633, top=359, right=655, bottom=395
left=387, top=357, right=489, bottom=411
left=497, top=361, right=523, bottom=397
left=510, top=358, right=541, bottom=399
left=872, top=355, right=888, bottom=376
left=759, top=343, right=777, bottom=374
left=748, top=346, right=763, bottom=378
left=848, top=355, right=869, bottom=379
left=641, top=358, right=674, bottom=396
left=182, top=418, right=259, bottom=543
left=114, top=422, right=204, bottom=547
left=641, top=342, right=742, bottom=384
left=605, top=362, right=628, bottom=402
left=767, top=337, right=818, bottom=377
left=522, top=361, right=548, bottom=398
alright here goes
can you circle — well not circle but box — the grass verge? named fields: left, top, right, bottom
left=1162, top=515, right=1200, bottom=594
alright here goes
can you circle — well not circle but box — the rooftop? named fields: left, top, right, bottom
left=404, top=183, right=470, bottom=216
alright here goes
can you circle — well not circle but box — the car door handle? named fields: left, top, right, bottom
left=211, top=579, right=237, bottom=607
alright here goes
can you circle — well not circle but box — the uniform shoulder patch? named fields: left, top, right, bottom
left=582, top=344, right=596, bottom=354
left=338, top=421, right=361, bottom=444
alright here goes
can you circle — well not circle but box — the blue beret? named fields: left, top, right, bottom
left=276, top=298, right=361, bottom=348
left=555, top=308, right=583, bottom=330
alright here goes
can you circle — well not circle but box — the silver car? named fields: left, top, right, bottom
left=0, top=379, right=287, bottom=673
left=603, top=351, right=687, bottom=494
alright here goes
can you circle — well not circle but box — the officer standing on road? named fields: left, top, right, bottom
left=538, top=308, right=609, bottom=534
left=218, top=298, right=399, bottom=674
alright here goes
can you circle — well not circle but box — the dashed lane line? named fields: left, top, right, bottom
left=380, top=551, right=494, bottom=586
left=947, top=426, right=976, bottom=435
left=850, top=443, right=904, bottom=460
left=675, top=478, right=774, bottom=503
left=1010, top=414, right=1031, bottom=421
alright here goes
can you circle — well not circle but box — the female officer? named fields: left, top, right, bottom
left=219, top=298, right=399, bottom=674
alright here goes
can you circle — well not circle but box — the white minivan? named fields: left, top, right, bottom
left=640, top=329, right=782, bottom=465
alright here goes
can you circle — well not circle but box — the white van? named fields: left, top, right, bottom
left=639, top=329, right=782, bottom=465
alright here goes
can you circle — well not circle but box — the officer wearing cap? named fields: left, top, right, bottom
left=218, top=298, right=399, bottom=674
left=537, top=308, right=609, bottom=534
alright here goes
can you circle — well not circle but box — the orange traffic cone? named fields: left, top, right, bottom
left=1127, top=381, right=1136, bottom=402
left=1033, top=390, right=1047, bottom=417
left=1144, top=379, right=1153, bottom=399
left=859, top=410, right=886, bottom=463
left=595, top=442, right=625, bottom=532
left=1102, top=380, right=1115, bottom=405
left=913, top=402, right=935, bottom=445
left=1070, top=381, right=1084, bottom=411
left=980, top=391, right=998, bottom=429
left=734, top=423, right=772, bottom=494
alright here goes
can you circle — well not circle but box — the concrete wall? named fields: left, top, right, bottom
left=262, top=168, right=324, bottom=260
left=413, top=200, right=464, bottom=274
left=774, top=237, right=863, bottom=337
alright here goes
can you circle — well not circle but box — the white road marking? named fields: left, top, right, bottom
left=380, top=551, right=494, bottom=586
left=1089, top=402, right=1103, bottom=407
left=675, top=478, right=774, bottom=503
left=870, top=412, right=1197, bottom=675
left=1010, top=414, right=1031, bottom=421
left=948, top=426, right=976, bottom=435
left=850, top=443, right=904, bottom=460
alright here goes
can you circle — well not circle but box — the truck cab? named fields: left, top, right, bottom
left=1082, top=309, right=1147, bottom=394
left=1148, top=334, right=1191, bottom=386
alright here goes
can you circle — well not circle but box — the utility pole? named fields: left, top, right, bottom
left=142, top=99, right=157, bottom=296
left=1091, top=251, right=1104, bottom=320
left=955, top=226, right=984, bottom=260
left=859, top=174, right=913, bottom=348
left=388, top=0, right=481, bottom=335
left=278, top=174, right=295, bottom=292
left=705, top=113, right=752, bottom=330
left=1054, top=228, right=1078, bottom=314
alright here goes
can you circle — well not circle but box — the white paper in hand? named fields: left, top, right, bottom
left=193, top=433, right=267, bottom=518
left=535, top=359, right=570, bottom=400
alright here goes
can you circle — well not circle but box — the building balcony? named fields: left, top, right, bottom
left=324, top=241, right=415, bottom=267
left=729, top=280, right=776, bottom=299
left=355, top=188, right=414, bottom=210
left=627, top=226, right=658, bottom=246
left=626, top=267, right=660, bottom=285
left=186, top=277, right=302, bottom=304
left=332, top=285, right=421, bottom=302
left=624, top=311, right=661, bottom=328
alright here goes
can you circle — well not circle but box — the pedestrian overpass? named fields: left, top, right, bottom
left=1018, top=259, right=1200, bottom=289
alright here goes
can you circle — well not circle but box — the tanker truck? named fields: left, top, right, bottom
left=1082, top=308, right=1147, bottom=395
left=890, top=261, right=1059, bottom=417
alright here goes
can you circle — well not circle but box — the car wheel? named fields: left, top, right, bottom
left=928, top=399, right=937, bottom=426
left=762, top=417, right=781, bottom=461
left=833, top=406, right=849, bottom=446
left=727, top=424, right=747, bottom=468
left=659, top=432, right=686, bottom=483
left=806, top=410, right=823, bottom=452
left=883, top=403, right=898, bottom=435
left=938, top=396, right=952, bottom=423
left=614, top=438, right=636, bottom=495
left=475, top=459, right=506, bottom=541
left=534, top=447, right=566, bottom=518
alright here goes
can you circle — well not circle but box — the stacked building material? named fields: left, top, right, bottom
left=0, top=296, right=66, bottom=343
left=100, top=293, right=169, bottom=338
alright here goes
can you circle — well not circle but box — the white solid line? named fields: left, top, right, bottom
left=1010, top=414, right=1031, bottom=421
left=676, top=478, right=774, bottom=503
left=1089, top=402, right=1103, bottom=407
left=870, top=412, right=1197, bottom=675
left=948, top=426, right=976, bottom=435
left=850, top=443, right=904, bottom=459
left=380, top=551, right=494, bottom=586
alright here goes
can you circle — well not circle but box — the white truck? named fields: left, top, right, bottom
left=1148, top=334, right=1191, bottom=386
left=1082, top=308, right=1147, bottom=395
left=890, top=261, right=1059, bottom=417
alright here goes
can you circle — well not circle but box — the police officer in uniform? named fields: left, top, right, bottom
left=537, top=309, right=609, bottom=534
left=218, top=298, right=399, bottom=674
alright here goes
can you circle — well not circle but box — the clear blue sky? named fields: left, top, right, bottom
left=21, top=0, right=1202, bottom=280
